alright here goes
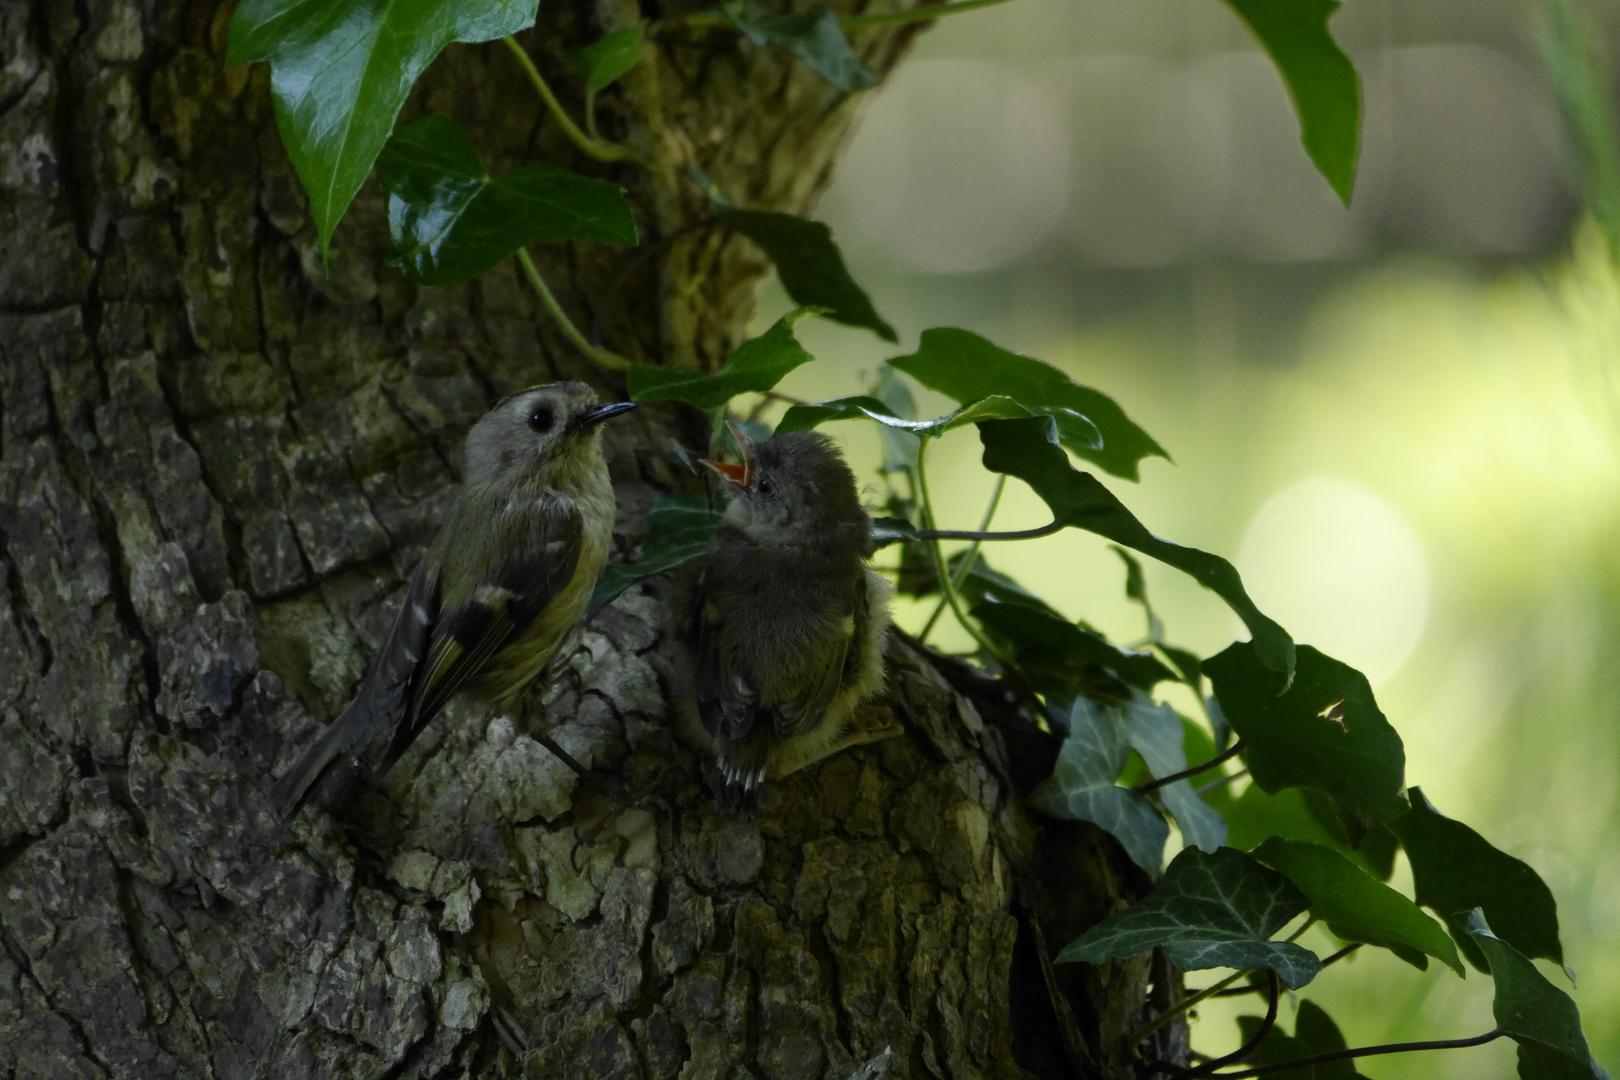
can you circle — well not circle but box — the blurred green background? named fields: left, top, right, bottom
left=740, top=0, right=1620, bottom=1073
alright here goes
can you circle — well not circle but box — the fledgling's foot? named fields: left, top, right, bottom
left=765, top=705, right=905, bottom=782
left=846, top=704, right=903, bottom=747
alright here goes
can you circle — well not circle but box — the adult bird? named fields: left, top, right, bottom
left=269, top=382, right=636, bottom=818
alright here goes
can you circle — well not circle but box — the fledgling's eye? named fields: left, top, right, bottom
left=757, top=477, right=773, bottom=496
left=527, top=405, right=554, bottom=434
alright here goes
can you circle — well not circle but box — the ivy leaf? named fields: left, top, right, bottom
left=628, top=307, right=824, bottom=408
left=944, top=550, right=1175, bottom=697
left=1391, top=788, right=1564, bottom=973
left=869, top=516, right=915, bottom=549
left=1221, top=0, right=1360, bottom=203
left=1235, top=1001, right=1369, bottom=1079
left=1031, top=698, right=1169, bottom=874
left=1212, top=783, right=1394, bottom=880
left=977, top=417, right=1294, bottom=677
left=1122, top=695, right=1227, bottom=854
left=376, top=117, right=638, bottom=286
left=871, top=365, right=919, bottom=472
left=1205, top=643, right=1406, bottom=845
left=558, top=24, right=644, bottom=91
left=1465, top=912, right=1610, bottom=1080
left=974, top=597, right=1176, bottom=699
left=777, top=395, right=1103, bottom=447
left=891, top=329, right=1167, bottom=481
left=226, top=0, right=540, bottom=252
left=588, top=493, right=721, bottom=615
left=1292, top=1000, right=1368, bottom=1079
left=1112, top=545, right=1165, bottom=643
left=1252, top=838, right=1463, bottom=975
left=720, top=209, right=897, bottom=341
left=716, top=0, right=877, bottom=92
left=1055, top=846, right=1321, bottom=989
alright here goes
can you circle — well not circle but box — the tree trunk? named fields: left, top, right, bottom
left=0, top=2, right=1176, bottom=1077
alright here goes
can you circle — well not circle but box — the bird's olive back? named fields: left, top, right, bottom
left=462, top=382, right=601, bottom=488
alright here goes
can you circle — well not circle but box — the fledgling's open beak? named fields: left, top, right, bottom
left=569, top=400, right=638, bottom=433
left=701, top=420, right=756, bottom=490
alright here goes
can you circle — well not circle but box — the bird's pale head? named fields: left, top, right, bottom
left=706, top=427, right=871, bottom=553
left=463, top=382, right=636, bottom=489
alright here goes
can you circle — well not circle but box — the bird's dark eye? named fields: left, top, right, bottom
left=527, top=405, right=554, bottom=434
left=756, top=477, right=773, bottom=496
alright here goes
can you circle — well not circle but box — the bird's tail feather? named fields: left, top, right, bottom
left=269, top=700, right=377, bottom=820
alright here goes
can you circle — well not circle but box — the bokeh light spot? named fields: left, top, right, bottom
left=1237, top=476, right=1430, bottom=686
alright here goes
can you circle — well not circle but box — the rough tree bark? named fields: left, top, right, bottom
left=0, top=1, right=1183, bottom=1077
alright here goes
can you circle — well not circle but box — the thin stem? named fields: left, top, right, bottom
left=1134, top=741, right=1245, bottom=796
left=1212, top=943, right=1361, bottom=997
left=1204, top=1030, right=1504, bottom=1079
left=745, top=388, right=812, bottom=423
left=1180, top=972, right=1279, bottom=1078
left=1129, top=969, right=1249, bottom=1047
left=840, top=0, right=1019, bottom=30
left=515, top=248, right=629, bottom=371
left=915, top=436, right=1007, bottom=661
left=912, top=520, right=1063, bottom=542
left=920, top=475, right=1005, bottom=640
left=1195, top=768, right=1246, bottom=797
left=502, top=37, right=648, bottom=167
left=584, top=87, right=600, bottom=141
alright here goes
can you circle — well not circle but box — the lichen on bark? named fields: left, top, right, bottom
left=0, top=2, right=1178, bottom=1077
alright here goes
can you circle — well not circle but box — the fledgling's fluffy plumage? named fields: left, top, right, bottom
left=684, top=427, right=897, bottom=810
left=269, top=382, right=636, bottom=819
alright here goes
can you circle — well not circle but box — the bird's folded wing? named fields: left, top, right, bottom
left=693, top=566, right=760, bottom=742
left=773, top=573, right=864, bottom=741
left=379, top=502, right=583, bottom=771
left=268, top=563, right=440, bottom=817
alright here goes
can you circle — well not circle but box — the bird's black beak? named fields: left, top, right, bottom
left=569, top=400, right=638, bottom=433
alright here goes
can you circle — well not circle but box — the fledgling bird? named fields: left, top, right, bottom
left=269, top=382, right=636, bottom=819
left=685, top=424, right=898, bottom=810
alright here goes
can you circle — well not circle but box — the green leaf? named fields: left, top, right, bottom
left=588, top=493, right=721, bottom=615
left=1391, top=788, right=1564, bottom=973
left=720, top=209, right=896, bottom=341
left=871, top=365, right=919, bottom=472
left=1292, top=1000, right=1369, bottom=1079
left=717, top=0, right=877, bottom=92
left=1178, top=715, right=1225, bottom=788
left=1212, top=783, right=1394, bottom=880
left=1032, top=698, right=1169, bottom=873
left=777, top=394, right=1103, bottom=447
left=891, top=328, right=1167, bottom=480
left=1465, top=911, right=1609, bottom=1080
left=1055, top=846, right=1321, bottom=989
left=974, top=597, right=1176, bottom=699
left=977, top=417, right=1295, bottom=676
left=1205, top=643, right=1406, bottom=844
left=1235, top=1000, right=1369, bottom=1079
left=558, top=24, right=644, bottom=91
left=628, top=307, right=824, bottom=409
left=1123, top=695, right=1227, bottom=854
left=1221, top=0, right=1360, bottom=203
left=376, top=117, right=638, bottom=286
left=869, top=516, right=915, bottom=549
left=226, top=0, right=540, bottom=252
left=1252, top=838, right=1463, bottom=975
left=1112, top=544, right=1165, bottom=643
